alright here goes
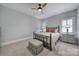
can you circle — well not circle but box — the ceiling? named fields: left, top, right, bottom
left=0, top=3, right=79, bottom=19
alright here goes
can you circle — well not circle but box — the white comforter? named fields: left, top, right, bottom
left=35, top=32, right=60, bottom=45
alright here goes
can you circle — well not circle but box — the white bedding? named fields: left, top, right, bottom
left=35, top=32, right=60, bottom=45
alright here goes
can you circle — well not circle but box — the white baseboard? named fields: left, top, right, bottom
left=1, top=36, right=32, bottom=46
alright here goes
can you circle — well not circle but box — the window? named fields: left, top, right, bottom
left=62, top=19, right=72, bottom=33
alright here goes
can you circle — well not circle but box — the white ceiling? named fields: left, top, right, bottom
left=0, top=3, right=79, bottom=19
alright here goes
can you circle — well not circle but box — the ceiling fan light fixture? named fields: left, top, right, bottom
left=38, top=8, right=42, bottom=12
left=38, top=7, right=42, bottom=12
left=31, top=3, right=47, bottom=13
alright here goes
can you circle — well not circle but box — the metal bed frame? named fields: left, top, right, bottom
left=33, top=26, right=60, bottom=51
left=33, top=32, right=52, bottom=51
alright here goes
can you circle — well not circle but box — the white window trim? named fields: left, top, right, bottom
left=62, top=19, right=73, bottom=33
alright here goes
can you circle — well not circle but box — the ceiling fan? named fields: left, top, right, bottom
left=31, top=3, right=47, bottom=13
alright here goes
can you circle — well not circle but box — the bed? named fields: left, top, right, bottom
left=33, top=26, right=60, bottom=51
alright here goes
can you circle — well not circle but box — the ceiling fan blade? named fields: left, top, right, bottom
left=42, top=3, right=47, bottom=8
left=31, top=8, right=37, bottom=10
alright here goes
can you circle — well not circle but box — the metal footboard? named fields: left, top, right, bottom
left=33, top=32, right=52, bottom=51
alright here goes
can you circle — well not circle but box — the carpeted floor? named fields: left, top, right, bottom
left=0, top=39, right=51, bottom=56
left=0, top=39, right=79, bottom=56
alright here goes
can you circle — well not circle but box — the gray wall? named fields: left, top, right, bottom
left=41, top=10, right=77, bottom=35
left=0, top=5, right=39, bottom=43
left=77, top=7, right=79, bottom=40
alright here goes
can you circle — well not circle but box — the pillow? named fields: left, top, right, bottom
left=42, top=28, right=46, bottom=32
left=55, top=29, right=58, bottom=32
left=46, top=27, right=56, bottom=32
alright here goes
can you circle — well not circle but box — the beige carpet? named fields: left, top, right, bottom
left=0, top=39, right=51, bottom=56
left=0, top=39, right=79, bottom=56
left=55, top=41, right=79, bottom=56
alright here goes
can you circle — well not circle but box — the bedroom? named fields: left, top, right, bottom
left=0, top=3, right=79, bottom=56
